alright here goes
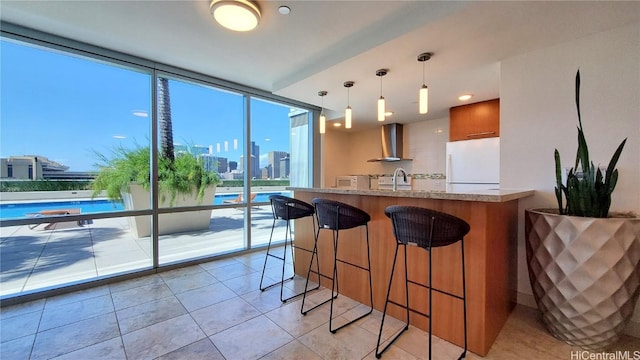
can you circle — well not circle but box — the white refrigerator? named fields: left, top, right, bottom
left=445, top=137, right=500, bottom=191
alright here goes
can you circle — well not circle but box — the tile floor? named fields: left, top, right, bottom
left=1, top=248, right=638, bottom=360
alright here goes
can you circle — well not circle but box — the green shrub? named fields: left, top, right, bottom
left=0, top=180, right=92, bottom=192
left=91, top=145, right=221, bottom=204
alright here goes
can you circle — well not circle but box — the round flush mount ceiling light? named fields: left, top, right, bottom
left=210, top=0, right=261, bottom=32
left=278, top=5, right=291, bottom=15
left=458, top=94, right=473, bottom=101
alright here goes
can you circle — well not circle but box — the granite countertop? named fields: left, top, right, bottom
left=287, top=187, right=535, bottom=203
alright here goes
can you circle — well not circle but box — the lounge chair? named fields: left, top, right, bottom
left=26, top=208, right=91, bottom=230
left=222, top=193, right=257, bottom=204
left=223, top=194, right=243, bottom=204
left=223, top=193, right=259, bottom=209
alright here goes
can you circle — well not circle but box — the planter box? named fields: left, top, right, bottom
left=525, top=209, right=640, bottom=350
left=124, top=184, right=216, bottom=238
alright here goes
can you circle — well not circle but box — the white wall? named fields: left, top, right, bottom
left=501, top=22, right=640, bottom=335
left=322, top=128, right=351, bottom=188
left=328, top=118, right=449, bottom=178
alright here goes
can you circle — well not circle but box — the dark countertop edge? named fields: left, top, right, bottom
left=286, top=187, right=535, bottom=203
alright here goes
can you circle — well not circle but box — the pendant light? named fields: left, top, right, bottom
left=376, top=69, right=388, bottom=121
left=318, top=90, right=327, bottom=134
left=417, top=52, right=433, bottom=114
left=344, top=81, right=354, bottom=129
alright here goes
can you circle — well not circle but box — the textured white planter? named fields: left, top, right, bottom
left=525, top=209, right=640, bottom=350
left=124, top=184, right=216, bottom=238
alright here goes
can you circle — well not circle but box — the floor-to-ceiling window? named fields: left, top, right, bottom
left=249, top=97, right=311, bottom=247
left=0, top=37, right=154, bottom=297
left=0, top=27, right=316, bottom=302
left=154, top=75, right=247, bottom=263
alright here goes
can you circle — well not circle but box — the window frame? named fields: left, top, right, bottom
left=0, top=21, right=321, bottom=303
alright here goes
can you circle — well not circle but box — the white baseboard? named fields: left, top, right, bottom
left=516, top=292, right=639, bottom=338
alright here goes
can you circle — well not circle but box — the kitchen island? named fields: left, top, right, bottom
left=288, top=187, right=534, bottom=356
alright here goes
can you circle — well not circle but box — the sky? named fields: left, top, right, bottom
left=0, top=39, right=301, bottom=172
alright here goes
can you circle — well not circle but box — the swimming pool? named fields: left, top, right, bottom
left=0, top=192, right=289, bottom=220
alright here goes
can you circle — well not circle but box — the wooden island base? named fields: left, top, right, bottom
left=290, top=188, right=532, bottom=356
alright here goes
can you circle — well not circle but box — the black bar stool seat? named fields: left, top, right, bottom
left=376, top=205, right=470, bottom=359
left=301, top=198, right=373, bottom=333
left=259, top=195, right=318, bottom=302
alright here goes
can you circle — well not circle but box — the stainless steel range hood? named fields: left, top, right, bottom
left=367, top=123, right=412, bottom=162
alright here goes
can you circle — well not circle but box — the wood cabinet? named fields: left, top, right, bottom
left=449, top=98, right=500, bottom=141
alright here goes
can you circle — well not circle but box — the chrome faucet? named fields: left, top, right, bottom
left=392, top=167, right=408, bottom=191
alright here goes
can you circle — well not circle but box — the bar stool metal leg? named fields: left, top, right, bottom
left=376, top=206, right=470, bottom=359
left=375, top=242, right=410, bottom=358
left=327, top=224, right=373, bottom=333
left=301, top=224, right=330, bottom=315
left=259, top=214, right=293, bottom=292
left=260, top=195, right=318, bottom=303
left=301, top=199, right=373, bottom=334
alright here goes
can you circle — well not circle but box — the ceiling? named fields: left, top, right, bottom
left=2, top=1, right=639, bottom=131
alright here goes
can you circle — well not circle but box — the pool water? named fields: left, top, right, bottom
left=0, top=192, right=288, bottom=220
left=0, top=200, right=125, bottom=220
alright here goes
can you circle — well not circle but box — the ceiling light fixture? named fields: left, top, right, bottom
left=376, top=69, right=388, bottom=122
left=344, top=81, right=354, bottom=129
left=278, top=5, right=291, bottom=15
left=417, top=52, right=433, bottom=114
left=210, top=0, right=261, bottom=32
left=318, top=90, right=327, bottom=134
left=458, top=94, right=473, bottom=101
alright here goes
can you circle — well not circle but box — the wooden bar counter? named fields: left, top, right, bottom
left=288, top=187, right=534, bottom=356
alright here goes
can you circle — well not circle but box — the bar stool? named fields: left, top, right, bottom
left=259, top=195, right=318, bottom=302
left=301, top=198, right=373, bottom=333
left=376, top=205, right=470, bottom=360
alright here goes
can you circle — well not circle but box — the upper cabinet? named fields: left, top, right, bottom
left=449, top=98, right=500, bottom=141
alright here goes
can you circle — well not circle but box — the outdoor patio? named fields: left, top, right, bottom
left=0, top=206, right=289, bottom=299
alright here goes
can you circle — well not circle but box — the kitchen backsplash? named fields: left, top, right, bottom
left=368, top=173, right=446, bottom=191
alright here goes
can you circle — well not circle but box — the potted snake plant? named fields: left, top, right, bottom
left=525, top=70, right=640, bottom=350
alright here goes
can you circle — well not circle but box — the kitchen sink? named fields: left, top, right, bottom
left=378, top=175, right=412, bottom=191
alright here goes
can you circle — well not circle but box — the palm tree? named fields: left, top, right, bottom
left=158, top=77, right=175, bottom=162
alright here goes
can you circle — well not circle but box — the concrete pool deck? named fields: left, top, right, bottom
left=0, top=206, right=290, bottom=299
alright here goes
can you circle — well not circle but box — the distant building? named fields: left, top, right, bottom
left=239, top=153, right=257, bottom=179
left=251, top=142, right=260, bottom=179
left=174, top=144, right=209, bottom=156
left=201, top=154, right=227, bottom=174
left=268, top=151, right=288, bottom=179
left=279, top=155, right=290, bottom=179
left=173, top=144, right=224, bottom=174
left=0, top=155, right=95, bottom=180
left=229, top=161, right=238, bottom=171
left=174, top=144, right=189, bottom=155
